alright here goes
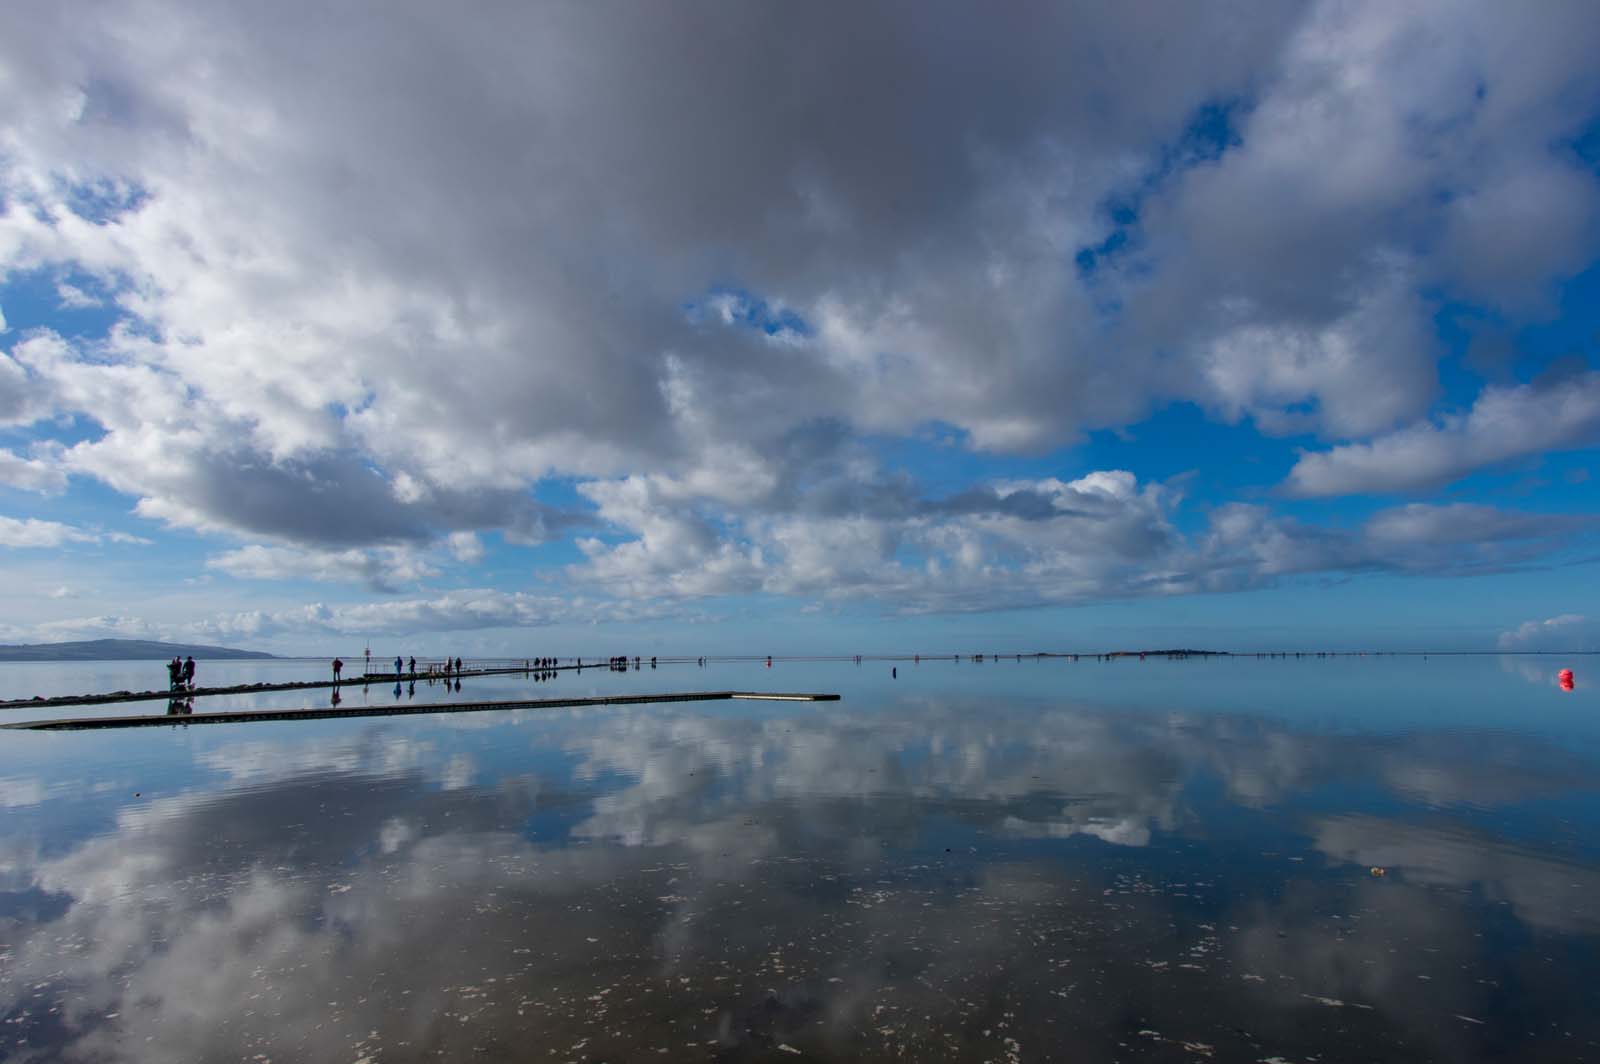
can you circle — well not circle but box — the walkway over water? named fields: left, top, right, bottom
left=0, top=663, right=590, bottom=711
left=1, top=690, right=841, bottom=730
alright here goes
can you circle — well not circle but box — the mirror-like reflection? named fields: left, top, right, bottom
left=2, top=658, right=1599, bottom=1061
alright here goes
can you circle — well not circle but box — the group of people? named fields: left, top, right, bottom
left=166, top=655, right=196, bottom=691
left=328, top=654, right=464, bottom=684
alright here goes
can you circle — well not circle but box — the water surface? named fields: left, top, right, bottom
left=1, top=655, right=1596, bottom=1061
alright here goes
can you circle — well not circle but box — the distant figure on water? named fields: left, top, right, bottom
left=454, top=656, right=463, bottom=674
left=332, top=657, right=343, bottom=684
left=182, top=656, right=196, bottom=690
left=408, top=656, right=416, bottom=678
left=394, top=655, right=403, bottom=677
left=167, top=657, right=182, bottom=691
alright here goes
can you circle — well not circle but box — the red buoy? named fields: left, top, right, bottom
left=1559, top=668, right=1575, bottom=692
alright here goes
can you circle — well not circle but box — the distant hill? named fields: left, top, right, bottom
left=0, top=639, right=276, bottom=662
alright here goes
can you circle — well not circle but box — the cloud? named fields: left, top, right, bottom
left=5, top=331, right=578, bottom=548
left=446, top=530, right=484, bottom=564
left=1497, top=613, right=1591, bottom=651
left=8, top=485, right=1584, bottom=649
left=0, top=514, right=145, bottom=548
left=0, top=0, right=1593, bottom=579
left=0, top=777, right=45, bottom=807
left=574, top=465, right=1590, bottom=611
left=7, top=587, right=700, bottom=646
left=206, top=543, right=437, bottom=593
left=0, top=346, right=57, bottom=427
left=1313, top=814, right=1600, bottom=933
left=0, top=446, right=67, bottom=491
left=1287, top=371, right=1600, bottom=497
left=55, top=280, right=102, bottom=308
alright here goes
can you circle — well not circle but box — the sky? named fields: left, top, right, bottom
left=1, top=0, right=1599, bottom=657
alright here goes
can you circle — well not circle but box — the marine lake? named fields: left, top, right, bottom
left=2, top=655, right=1598, bottom=1061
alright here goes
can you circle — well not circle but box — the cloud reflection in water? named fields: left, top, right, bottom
left=2, top=695, right=1600, bottom=1061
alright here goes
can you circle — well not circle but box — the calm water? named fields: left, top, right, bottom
left=1, top=655, right=1597, bottom=1061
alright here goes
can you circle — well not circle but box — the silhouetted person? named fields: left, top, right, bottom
left=182, top=656, right=196, bottom=690
left=167, top=658, right=182, bottom=691
left=408, top=656, right=416, bottom=678
left=332, top=657, right=343, bottom=684
left=454, top=656, right=463, bottom=674
left=394, top=655, right=403, bottom=677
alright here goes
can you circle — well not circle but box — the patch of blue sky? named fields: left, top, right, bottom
left=60, top=177, right=150, bottom=226
left=2, top=413, right=106, bottom=452
left=1074, top=100, right=1245, bottom=282
left=1431, top=264, right=1600, bottom=404
left=439, top=527, right=583, bottom=578
left=0, top=266, right=123, bottom=341
left=1514, top=263, right=1600, bottom=369
left=1436, top=457, right=1600, bottom=515
left=0, top=475, right=128, bottom=529
left=682, top=285, right=811, bottom=342
left=865, top=422, right=1076, bottom=495
left=529, top=474, right=592, bottom=513
left=1563, top=110, right=1600, bottom=176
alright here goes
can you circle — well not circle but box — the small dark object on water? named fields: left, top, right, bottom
left=892, top=667, right=897, bottom=678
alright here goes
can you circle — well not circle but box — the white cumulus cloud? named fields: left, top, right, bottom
left=1288, top=372, right=1600, bottom=496
left=1498, top=613, right=1591, bottom=651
